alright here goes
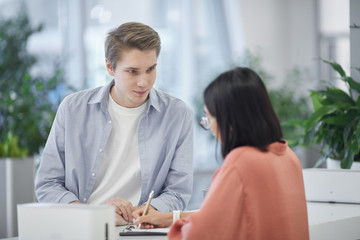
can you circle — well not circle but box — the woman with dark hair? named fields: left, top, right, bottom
left=203, top=66, right=284, bottom=156
left=134, top=67, right=309, bottom=239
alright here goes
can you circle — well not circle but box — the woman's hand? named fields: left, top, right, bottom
left=133, top=208, right=173, bottom=228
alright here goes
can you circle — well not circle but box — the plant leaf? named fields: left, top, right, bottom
left=342, top=76, right=360, bottom=94
left=356, top=121, right=360, bottom=147
left=323, top=113, right=355, bottom=126
left=341, top=144, right=354, bottom=169
left=316, top=88, right=355, bottom=106
left=351, top=136, right=360, bottom=155
left=310, top=91, right=323, bottom=111
left=305, top=105, right=340, bottom=130
left=313, top=155, right=327, bottom=168
left=322, top=59, right=346, bottom=78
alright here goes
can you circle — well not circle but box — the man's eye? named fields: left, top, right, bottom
left=128, top=69, right=136, bottom=74
left=147, top=66, right=156, bottom=72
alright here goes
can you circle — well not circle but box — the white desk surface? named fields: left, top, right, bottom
left=2, top=202, right=360, bottom=240
left=307, top=202, right=360, bottom=239
left=0, top=226, right=167, bottom=240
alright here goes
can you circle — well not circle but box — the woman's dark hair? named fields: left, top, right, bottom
left=204, top=67, right=283, bottom=158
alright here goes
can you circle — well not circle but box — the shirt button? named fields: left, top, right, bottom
left=108, top=120, right=112, bottom=124
left=99, top=149, right=103, bottom=152
left=83, top=198, right=87, bottom=202
left=91, top=172, right=96, bottom=177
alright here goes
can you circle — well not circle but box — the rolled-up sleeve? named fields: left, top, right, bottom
left=145, top=101, right=194, bottom=212
left=35, top=98, right=79, bottom=203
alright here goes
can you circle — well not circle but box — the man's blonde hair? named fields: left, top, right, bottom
left=105, top=22, right=161, bottom=70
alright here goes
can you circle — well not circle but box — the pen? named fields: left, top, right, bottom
left=138, top=190, right=154, bottom=228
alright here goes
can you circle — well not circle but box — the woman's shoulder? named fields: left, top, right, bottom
left=224, top=146, right=261, bottom=163
left=225, top=141, right=292, bottom=163
left=222, top=144, right=302, bottom=180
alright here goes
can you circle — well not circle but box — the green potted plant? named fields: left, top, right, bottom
left=288, top=59, right=360, bottom=169
left=0, top=10, right=68, bottom=238
left=0, top=11, right=66, bottom=157
left=0, top=133, right=28, bottom=158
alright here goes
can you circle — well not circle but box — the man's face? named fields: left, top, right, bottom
left=106, top=48, right=157, bottom=108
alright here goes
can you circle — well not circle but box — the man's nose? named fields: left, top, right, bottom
left=137, top=74, right=149, bottom=87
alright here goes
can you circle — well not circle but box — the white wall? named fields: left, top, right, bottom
left=350, top=0, right=360, bottom=83
left=239, top=0, right=317, bottom=88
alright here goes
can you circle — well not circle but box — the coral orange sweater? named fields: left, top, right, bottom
left=169, top=141, right=309, bottom=240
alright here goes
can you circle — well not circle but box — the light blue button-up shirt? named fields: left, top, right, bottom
left=35, top=80, right=194, bottom=212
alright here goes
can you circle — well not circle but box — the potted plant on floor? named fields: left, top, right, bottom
left=0, top=10, right=68, bottom=238
left=287, top=59, right=360, bottom=169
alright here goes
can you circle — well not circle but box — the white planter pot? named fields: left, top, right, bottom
left=0, top=157, right=36, bottom=238
left=326, top=158, right=360, bottom=170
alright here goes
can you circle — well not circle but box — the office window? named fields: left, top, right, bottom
left=318, top=0, right=350, bottom=90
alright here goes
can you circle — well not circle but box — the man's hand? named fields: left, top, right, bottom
left=115, top=213, right=128, bottom=226
left=105, top=198, right=135, bottom=222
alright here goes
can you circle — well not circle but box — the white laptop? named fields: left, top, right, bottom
left=17, top=203, right=115, bottom=240
left=303, top=168, right=360, bottom=204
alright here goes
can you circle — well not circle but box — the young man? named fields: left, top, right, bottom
left=35, top=22, right=194, bottom=225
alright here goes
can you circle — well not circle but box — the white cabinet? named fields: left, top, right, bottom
left=0, top=158, right=36, bottom=238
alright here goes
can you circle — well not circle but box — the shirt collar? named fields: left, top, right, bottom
left=87, top=80, right=114, bottom=113
left=268, top=140, right=288, bottom=156
left=147, top=88, right=161, bottom=113
left=87, top=79, right=161, bottom=113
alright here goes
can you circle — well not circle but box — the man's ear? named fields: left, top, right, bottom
left=105, top=59, right=115, bottom=76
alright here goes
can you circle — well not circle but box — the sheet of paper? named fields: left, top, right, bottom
left=127, top=228, right=169, bottom=233
left=120, top=226, right=170, bottom=236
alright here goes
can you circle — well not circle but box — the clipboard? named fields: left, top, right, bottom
left=119, top=225, right=169, bottom=236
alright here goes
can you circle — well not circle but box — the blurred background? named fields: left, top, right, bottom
left=0, top=0, right=355, bottom=237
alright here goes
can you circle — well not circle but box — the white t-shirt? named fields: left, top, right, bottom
left=88, top=94, right=147, bottom=205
